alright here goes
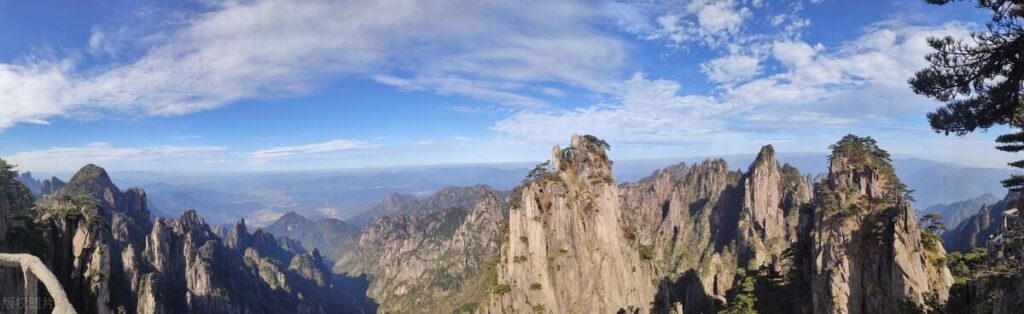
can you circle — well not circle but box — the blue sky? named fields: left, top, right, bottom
left=0, top=0, right=1012, bottom=172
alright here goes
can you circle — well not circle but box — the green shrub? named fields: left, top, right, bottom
left=529, top=283, right=542, bottom=290
left=638, top=244, right=655, bottom=260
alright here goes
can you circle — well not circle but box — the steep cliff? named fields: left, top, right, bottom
left=943, top=192, right=1018, bottom=252
left=0, top=159, right=48, bottom=303
left=619, top=145, right=811, bottom=313
left=334, top=187, right=504, bottom=313
left=483, top=134, right=655, bottom=313
left=34, top=164, right=151, bottom=313
left=26, top=164, right=375, bottom=313
left=808, top=135, right=953, bottom=313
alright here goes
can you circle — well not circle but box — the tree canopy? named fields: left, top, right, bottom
left=910, top=0, right=1024, bottom=189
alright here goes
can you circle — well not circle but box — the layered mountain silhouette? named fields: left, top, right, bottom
left=2, top=134, right=1021, bottom=313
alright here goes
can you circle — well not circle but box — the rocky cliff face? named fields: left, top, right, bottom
left=3, top=135, right=967, bottom=313
left=943, top=192, right=1018, bottom=252
left=15, top=171, right=41, bottom=195
left=808, top=135, right=953, bottom=314
left=618, top=144, right=811, bottom=313
left=479, top=135, right=950, bottom=313
left=264, top=212, right=360, bottom=262
left=21, top=164, right=375, bottom=314
left=348, top=186, right=499, bottom=228
left=33, top=164, right=150, bottom=313
left=334, top=186, right=504, bottom=313
left=736, top=145, right=811, bottom=269
left=483, top=134, right=655, bottom=313
left=0, top=160, right=46, bottom=302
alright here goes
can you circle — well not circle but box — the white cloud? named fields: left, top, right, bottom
left=771, top=40, right=820, bottom=67
left=610, top=0, right=753, bottom=47
left=0, top=0, right=626, bottom=129
left=251, top=139, right=372, bottom=160
left=4, top=143, right=229, bottom=173
left=493, top=22, right=978, bottom=148
left=492, top=73, right=727, bottom=144
left=693, top=0, right=748, bottom=35
left=729, top=22, right=974, bottom=122
left=701, top=54, right=761, bottom=83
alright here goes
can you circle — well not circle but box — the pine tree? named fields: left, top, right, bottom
left=909, top=0, right=1024, bottom=189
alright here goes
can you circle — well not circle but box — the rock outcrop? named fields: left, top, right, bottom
left=14, top=164, right=375, bottom=314
left=335, top=186, right=504, bottom=313
left=943, top=192, right=1018, bottom=252
left=807, top=135, right=954, bottom=313
left=264, top=212, right=360, bottom=262
left=484, top=134, right=655, bottom=313
left=617, top=144, right=811, bottom=313
left=3, top=136, right=968, bottom=314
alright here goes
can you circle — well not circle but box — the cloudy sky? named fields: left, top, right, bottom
left=0, top=0, right=1011, bottom=172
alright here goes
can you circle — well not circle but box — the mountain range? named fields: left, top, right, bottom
left=14, top=155, right=1012, bottom=229
left=2, top=134, right=1021, bottom=313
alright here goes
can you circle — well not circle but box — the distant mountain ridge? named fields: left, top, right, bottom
left=265, top=135, right=956, bottom=313
left=347, top=185, right=506, bottom=227
left=16, top=156, right=1009, bottom=227
left=923, top=193, right=1000, bottom=230
left=264, top=211, right=361, bottom=262
left=942, top=192, right=1019, bottom=252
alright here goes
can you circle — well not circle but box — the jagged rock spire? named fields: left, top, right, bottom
left=737, top=144, right=787, bottom=267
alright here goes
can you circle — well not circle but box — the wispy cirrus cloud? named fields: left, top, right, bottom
left=0, top=0, right=626, bottom=130
left=492, top=21, right=976, bottom=150
left=4, top=142, right=230, bottom=173
left=250, top=139, right=373, bottom=160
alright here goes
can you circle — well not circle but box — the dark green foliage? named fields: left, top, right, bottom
left=899, top=292, right=944, bottom=314
left=623, top=226, right=638, bottom=241
left=828, top=135, right=913, bottom=202
left=483, top=256, right=499, bottom=289
left=910, top=0, right=1024, bottom=190
left=922, top=213, right=947, bottom=234
left=947, top=248, right=988, bottom=284
left=0, top=159, right=35, bottom=214
left=921, top=213, right=946, bottom=252
left=829, top=135, right=892, bottom=165
left=922, top=232, right=944, bottom=252
left=1, top=158, right=46, bottom=255
left=723, top=264, right=805, bottom=314
left=508, top=186, right=524, bottom=211
left=526, top=161, right=552, bottom=182
left=581, top=134, right=611, bottom=151
left=638, top=244, right=655, bottom=260
left=996, top=131, right=1024, bottom=189
left=721, top=270, right=758, bottom=314
left=493, top=284, right=511, bottom=295
left=454, top=302, right=478, bottom=313
left=529, top=282, right=542, bottom=290
left=5, top=217, right=49, bottom=258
